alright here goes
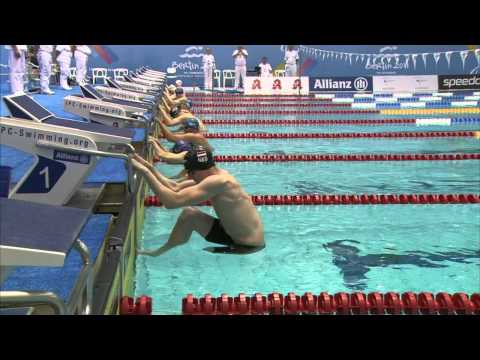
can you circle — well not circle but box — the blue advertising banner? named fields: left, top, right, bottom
left=309, top=76, right=373, bottom=92
left=1, top=45, right=479, bottom=89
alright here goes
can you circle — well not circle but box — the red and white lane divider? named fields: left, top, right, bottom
left=204, top=131, right=476, bottom=139
left=144, top=193, right=480, bottom=207
left=211, top=153, right=480, bottom=162
left=193, top=102, right=346, bottom=107
left=195, top=109, right=379, bottom=114
left=182, top=292, right=480, bottom=315
left=153, top=153, right=479, bottom=164
left=203, top=118, right=417, bottom=125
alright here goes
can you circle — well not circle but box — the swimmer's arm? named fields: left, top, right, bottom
left=131, top=155, right=178, bottom=191
left=161, top=97, right=171, bottom=111
left=148, top=137, right=188, bottom=164
left=158, top=107, right=175, bottom=125
left=160, top=151, right=188, bottom=164
left=162, top=111, right=191, bottom=127
left=148, top=175, right=227, bottom=209
left=160, top=123, right=211, bottom=149
left=163, top=92, right=174, bottom=106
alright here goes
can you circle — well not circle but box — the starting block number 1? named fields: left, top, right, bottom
left=17, top=156, right=66, bottom=194
left=39, top=166, right=50, bottom=190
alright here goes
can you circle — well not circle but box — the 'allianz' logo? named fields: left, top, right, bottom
left=314, top=77, right=368, bottom=91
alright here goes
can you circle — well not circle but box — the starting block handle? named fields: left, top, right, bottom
left=36, top=140, right=136, bottom=194
left=89, top=111, right=147, bottom=128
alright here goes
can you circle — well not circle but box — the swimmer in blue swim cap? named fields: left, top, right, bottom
left=157, top=99, right=207, bottom=132
left=171, top=140, right=193, bottom=154
left=131, top=150, right=265, bottom=256
left=158, top=118, right=212, bottom=152
left=148, top=136, right=192, bottom=165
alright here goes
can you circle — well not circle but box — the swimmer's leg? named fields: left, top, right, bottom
left=138, top=207, right=215, bottom=257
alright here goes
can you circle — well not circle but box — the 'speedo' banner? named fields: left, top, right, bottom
left=244, top=77, right=309, bottom=95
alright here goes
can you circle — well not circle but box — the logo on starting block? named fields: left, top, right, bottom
left=54, top=151, right=91, bottom=164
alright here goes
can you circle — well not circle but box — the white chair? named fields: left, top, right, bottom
left=222, top=69, right=236, bottom=89
left=274, top=70, right=286, bottom=77
left=166, top=67, right=176, bottom=81
left=213, top=69, right=221, bottom=89
left=113, top=68, right=129, bottom=81
left=91, top=67, right=108, bottom=84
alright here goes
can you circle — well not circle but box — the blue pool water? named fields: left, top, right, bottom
left=135, top=110, right=480, bottom=315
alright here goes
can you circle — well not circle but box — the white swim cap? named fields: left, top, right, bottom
left=175, top=80, right=183, bottom=87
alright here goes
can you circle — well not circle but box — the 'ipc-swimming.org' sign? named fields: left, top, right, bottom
left=244, top=77, right=309, bottom=95
left=309, top=76, right=373, bottom=92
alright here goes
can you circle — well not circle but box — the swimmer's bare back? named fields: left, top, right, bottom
left=209, top=169, right=264, bottom=249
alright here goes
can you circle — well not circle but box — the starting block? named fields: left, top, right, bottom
left=79, top=84, right=151, bottom=113
left=1, top=94, right=135, bottom=206
left=107, top=77, right=161, bottom=96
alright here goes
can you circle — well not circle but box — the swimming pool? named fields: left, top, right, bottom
left=135, top=99, right=480, bottom=315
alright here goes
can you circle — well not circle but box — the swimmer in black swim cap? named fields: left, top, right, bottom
left=131, top=151, right=265, bottom=256
left=163, top=83, right=187, bottom=108
left=170, top=106, right=180, bottom=118
left=183, top=145, right=215, bottom=172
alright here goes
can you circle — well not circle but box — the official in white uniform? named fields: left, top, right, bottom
left=5, top=45, right=27, bottom=95
left=202, top=48, right=215, bottom=90
left=258, top=57, right=273, bottom=77
left=284, top=45, right=299, bottom=77
left=37, top=45, right=55, bottom=95
left=56, top=45, right=74, bottom=90
left=74, top=45, right=92, bottom=86
left=232, top=46, right=248, bottom=90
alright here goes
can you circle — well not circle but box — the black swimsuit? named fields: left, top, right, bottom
left=204, top=218, right=265, bottom=254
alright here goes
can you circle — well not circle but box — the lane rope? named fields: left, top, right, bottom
left=203, top=131, right=477, bottom=139
left=182, top=291, right=480, bottom=315
left=144, top=193, right=480, bottom=207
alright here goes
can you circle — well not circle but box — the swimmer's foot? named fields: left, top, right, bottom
left=203, top=245, right=265, bottom=255
left=137, top=248, right=159, bottom=256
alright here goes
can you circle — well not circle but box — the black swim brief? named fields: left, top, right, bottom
left=203, top=218, right=265, bottom=255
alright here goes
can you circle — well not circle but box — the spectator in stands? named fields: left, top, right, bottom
left=5, top=45, right=27, bottom=95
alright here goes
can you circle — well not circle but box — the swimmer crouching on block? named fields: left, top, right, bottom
left=163, top=86, right=187, bottom=107
left=132, top=146, right=265, bottom=255
left=158, top=99, right=207, bottom=133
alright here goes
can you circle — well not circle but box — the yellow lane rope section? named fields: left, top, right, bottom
left=380, top=108, right=480, bottom=115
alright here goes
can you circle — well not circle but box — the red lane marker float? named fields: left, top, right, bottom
left=195, top=109, right=378, bottom=114
left=212, top=153, right=480, bottom=162
left=144, top=193, right=480, bottom=207
left=120, top=295, right=153, bottom=315
left=203, top=119, right=416, bottom=125
left=182, top=292, right=480, bottom=315
left=204, top=131, right=476, bottom=139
